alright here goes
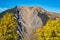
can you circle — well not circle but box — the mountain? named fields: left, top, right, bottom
left=0, top=6, right=60, bottom=40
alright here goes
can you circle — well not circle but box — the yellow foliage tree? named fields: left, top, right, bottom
left=37, top=18, right=60, bottom=40
left=0, top=12, right=19, bottom=40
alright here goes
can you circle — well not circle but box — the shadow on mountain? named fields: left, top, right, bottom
left=38, top=12, right=49, bottom=25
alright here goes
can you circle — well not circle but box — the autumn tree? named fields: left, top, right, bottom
left=37, top=18, right=60, bottom=40
left=0, top=12, right=19, bottom=40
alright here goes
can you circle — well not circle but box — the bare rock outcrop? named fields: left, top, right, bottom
left=15, top=6, right=44, bottom=39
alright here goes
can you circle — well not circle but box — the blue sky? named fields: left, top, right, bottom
left=0, top=0, right=60, bottom=13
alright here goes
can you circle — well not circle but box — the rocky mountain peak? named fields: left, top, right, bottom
left=14, top=6, right=46, bottom=39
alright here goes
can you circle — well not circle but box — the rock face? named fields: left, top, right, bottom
left=0, top=6, right=60, bottom=40
left=14, top=6, right=44, bottom=39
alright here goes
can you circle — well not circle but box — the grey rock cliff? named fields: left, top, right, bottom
left=14, top=6, right=45, bottom=39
